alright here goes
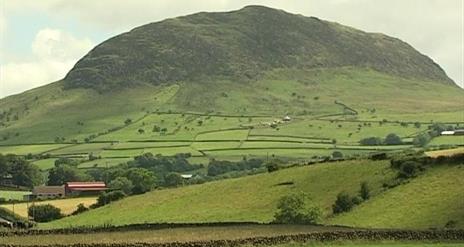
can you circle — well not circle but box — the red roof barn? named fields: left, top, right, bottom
left=65, top=182, right=107, bottom=196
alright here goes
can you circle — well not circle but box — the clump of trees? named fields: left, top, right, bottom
left=360, top=133, right=402, bottom=146
left=274, top=192, right=321, bottom=224
left=0, top=154, right=42, bottom=188
left=28, top=204, right=62, bottom=222
left=207, top=158, right=264, bottom=176
left=332, top=181, right=370, bottom=214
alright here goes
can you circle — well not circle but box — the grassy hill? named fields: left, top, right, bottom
left=328, top=164, right=464, bottom=229
left=41, top=159, right=395, bottom=228
left=40, top=160, right=464, bottom=230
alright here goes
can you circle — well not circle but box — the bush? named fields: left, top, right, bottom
left=398, top=161, right=422, bottom=178
left=413, top=133, right=431, bottom=147
left=332, top=191, right=356, bottom=214
left=274, top=192, right=321, bottom=224
left=71, top=203, right=88, bottom=216
left=360, top=137, right=382, bottom=146
left=109, top=177, right=134, bottom=195
left=94, top=190, right=126, bottom=208
left=266, top=162, right=280, bottom=173
left=28, top=204, right=62, bottom=222
left=384, top=133, right=402, bottom=145
left=332, top=151, right=343, bottom=159
left=359, top=181, right=370, bottom=200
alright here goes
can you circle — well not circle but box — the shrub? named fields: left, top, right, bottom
left=384, top=133, right=402, bottom=145
left=332, top=151, right=343, bottom=159
left=274, top=192, right=321, bottom=224
left=398, top=161, right=422, bottom=178
left=71, top=203, right=88, bottom=216
left=360, top=137, right=382, bottom=146
left=266, top=162, right=280, bottom=173
left=359, top=181, right=370, bottom=200
left=164, top=172, right=183, bottom=187
left=28, top=204, right=62, bottom=222
left=332, top=191, right=356, bottom=214
left=413, top=133, right=431, bottom=147
left=108, top=177, right=134, bottom=195
left=94, top=190, right=126, bottom=208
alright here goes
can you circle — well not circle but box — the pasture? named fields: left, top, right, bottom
left=41, top=160, right=395, bottom=228
left=0, top=190, right=30, bottom=201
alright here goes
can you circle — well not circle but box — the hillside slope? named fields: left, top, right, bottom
left=41, top=161, right=464, bottom=230
left=41, top=160, right=394, bottom=228
left=329, top=165, right=464, bottom=229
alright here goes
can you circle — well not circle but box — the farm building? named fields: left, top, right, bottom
left=32, top=186, right=65, bottom=200
left=65, top=182, right=107, bottom=196
left=283, top=116, right=291, bottom=121
left=441, top=130, right=464, bottom=136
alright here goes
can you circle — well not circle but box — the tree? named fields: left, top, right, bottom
left=47, top=165, right=90, bottom=186
left=414, top=122, right=421, bottom=128
left=138, top=128, right=145, bottom=134
left=108, top=177, right=134, bottom=195
left=94, top=190, right=126, bottom=207
left=164, top=172, right=183, bottom=187
left=360, top=137, right=382, bottom=146
left=359, top=181, right=370, bottom=200
left=7, top=156, right=42, bottom=188
left=332, top=151, right=343, bottom=159
left=124, top=118, right=132, bottom=125
left=413, top=133, right=431, bottom=147
left=71, top=203, right=88, bottom=215
left=124, top=168, right=156, bottom=194
left=28, top=204, right=62, bottom=222
left=384, top=133, right=402, bottom=145
left=274, top=192, right=321, bottom=224
left=332, top=191, right=355, bottom=214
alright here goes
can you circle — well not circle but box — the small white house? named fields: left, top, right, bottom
left=441, top=131, right=455, bottom=136
left=283, top=116, right=291, bottom=121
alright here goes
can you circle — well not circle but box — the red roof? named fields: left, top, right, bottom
left=69, top=187, right=107, bottom=191
left=66, top=182, right=106, bottom=188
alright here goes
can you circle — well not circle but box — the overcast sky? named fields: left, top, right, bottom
left=1, top=0, right=463, bottom=98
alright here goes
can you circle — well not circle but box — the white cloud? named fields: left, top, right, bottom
left=0, top=28, right=93, bottom=97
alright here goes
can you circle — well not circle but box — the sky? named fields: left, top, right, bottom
left=0, top=0, right=463, bottom=98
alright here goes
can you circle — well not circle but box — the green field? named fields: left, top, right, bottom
left=328, top=165, right=464, bottom=229
left=40, top=160, right=396, bottom=228
left=0, top=190, right=30, bottom=201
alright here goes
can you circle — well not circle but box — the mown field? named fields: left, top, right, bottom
left=0, top=197, right=97, bottom=217
left=0, top=190, right=30, bottom=201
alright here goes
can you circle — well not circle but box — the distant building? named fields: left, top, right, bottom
left=32, top=186, right=65, bottom=200
left=65, top=182, right=107, bottom=196
left=180, top=174, right=193, bottom=179
left=441, top=130, right=464, bottom=136
left=283, top=116, right=291, bottom=121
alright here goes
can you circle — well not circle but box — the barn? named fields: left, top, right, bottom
left=65, top=182, right=107, bottom=196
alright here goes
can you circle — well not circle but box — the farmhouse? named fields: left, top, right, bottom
left=441, top=130, right=464, bottom=136
left=32, top=186, right=65, bottom=200
left=65, top=182, right=107, bottom=196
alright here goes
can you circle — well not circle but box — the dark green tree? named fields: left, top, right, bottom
left=359, top=181, right=370, bottom=200
left=28, top=204, right=62, bottom=222
left=274, top=192, right=321, bottom=224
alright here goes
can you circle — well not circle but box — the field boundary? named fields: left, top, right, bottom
left=1, top=228, right=463, bottom=246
